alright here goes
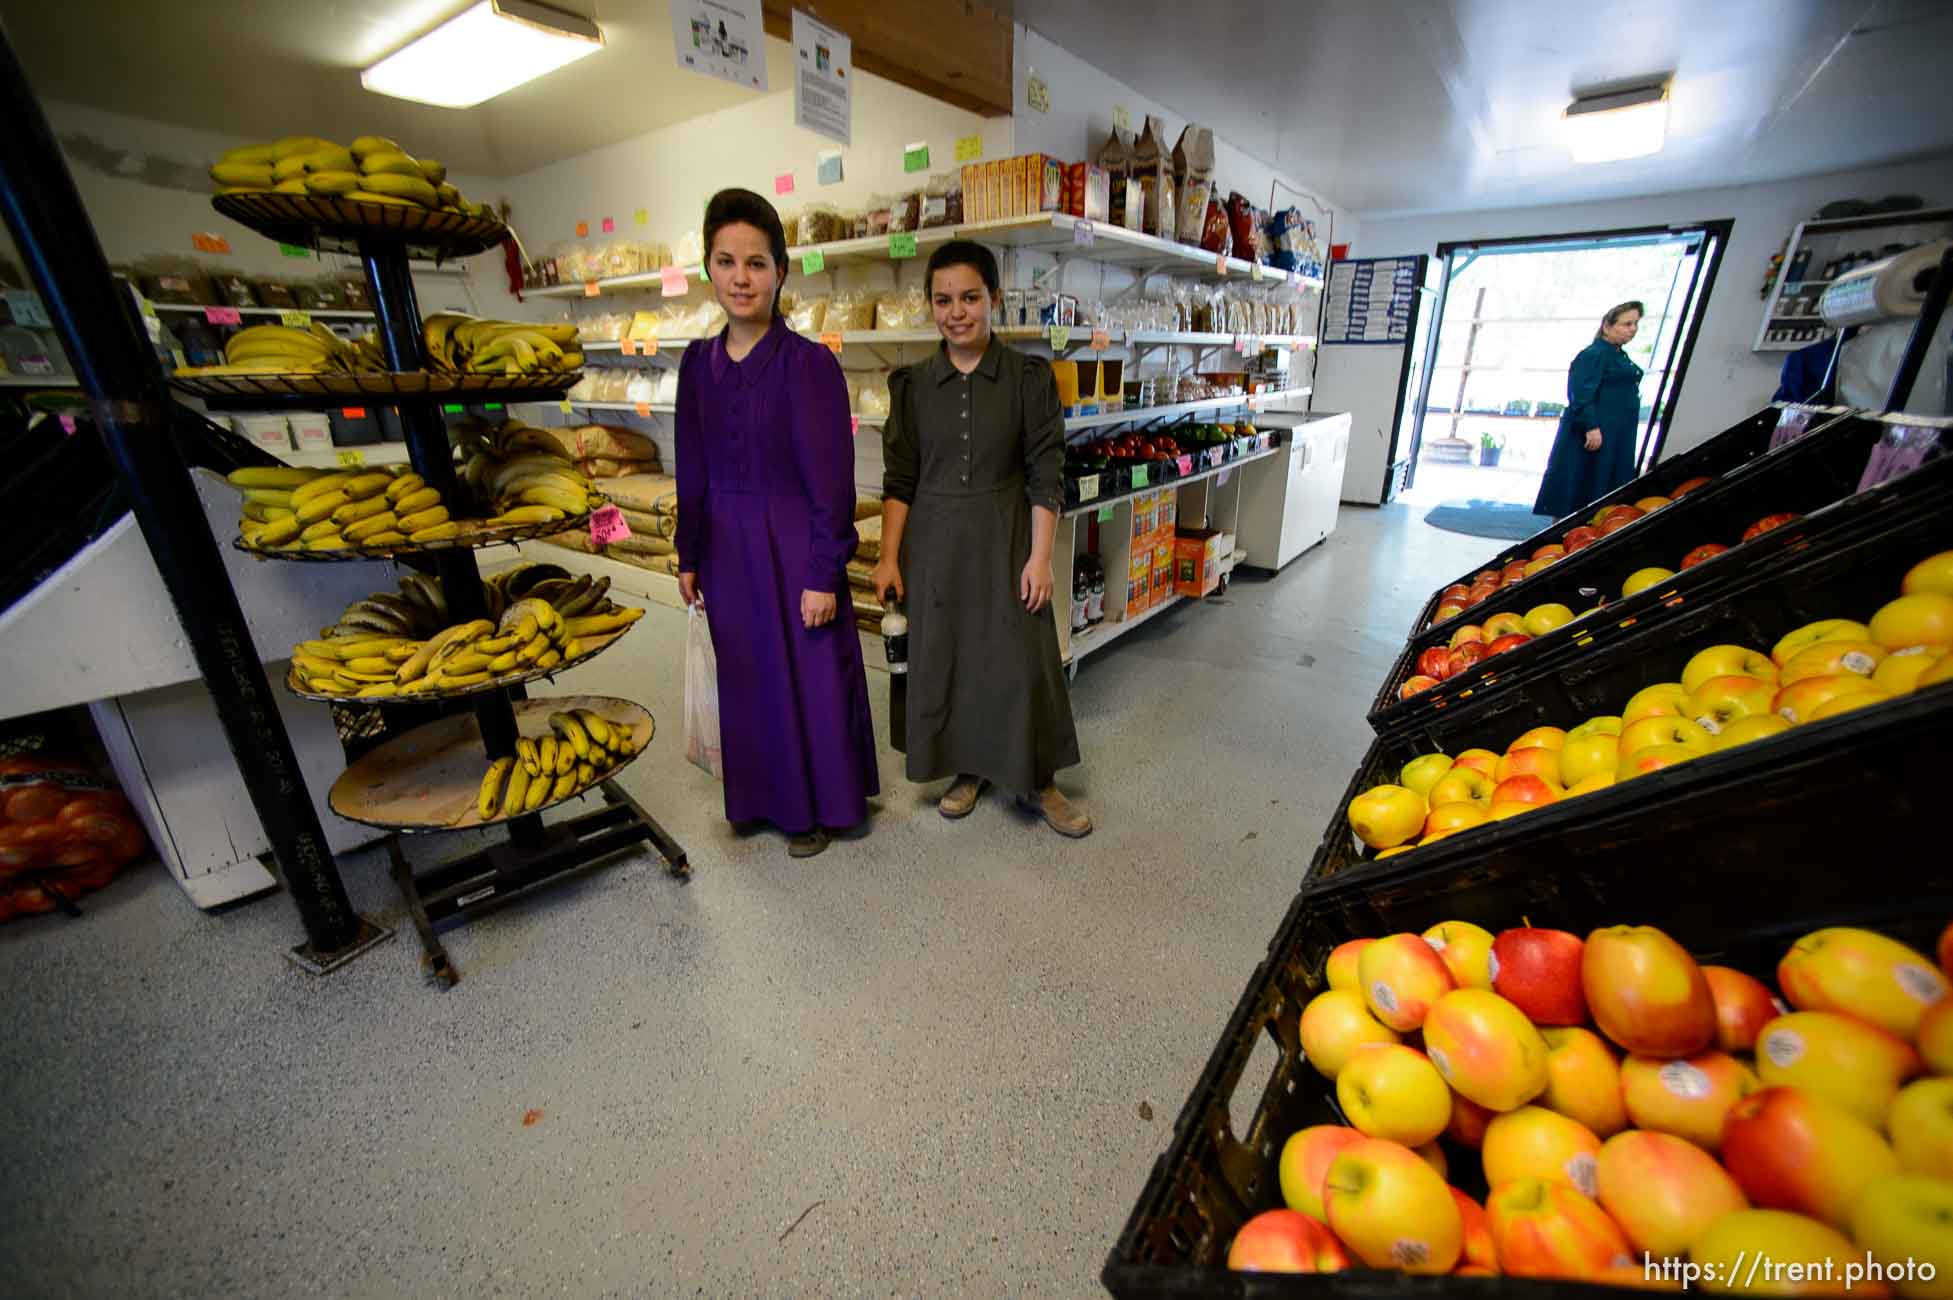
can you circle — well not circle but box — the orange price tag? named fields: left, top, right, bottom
left=1214, top=254, right=1227, bottom=277
left=192, top=232, right=231, bottom=254
left=576, top=221, right=589, bottom=237
left=660, top=264, right=689, bottom=297
left=634, top=402, right=652, bottom=417
left=820, top=331, right=844, bottom=354
left=583, top=280, right=600, bottom=297
left=1090, top=328, right=1110, bottom=351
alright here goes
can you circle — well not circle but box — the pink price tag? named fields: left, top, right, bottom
left=588, top=504, right=631, bottom=545
left=774, top=172, right=795, bottom=196
left=1214, top=254, right=1228, bottom=276
left=660, top=264, right=689, bottom=297
left=1177, top=454, right=1193, bottom=475
left=850, top=415, right=860, bottom=436
left=58, top=414, right=76, bottom=434
left=601, top=216, right=615, bottom=234
left=204, top=306, right=242, bottom=325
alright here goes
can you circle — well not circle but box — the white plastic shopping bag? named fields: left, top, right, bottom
left=684, top=604, right=723, bottom=779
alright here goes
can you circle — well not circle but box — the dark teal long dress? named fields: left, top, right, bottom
left=1534, top=338, right=1643, bottom=520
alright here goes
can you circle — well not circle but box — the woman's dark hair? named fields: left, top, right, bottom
left=1597, top=300, right=1644, bottom=340
left=703, top=188, right=788, bottom=314
left=925, top=239, right=1000, bottom=297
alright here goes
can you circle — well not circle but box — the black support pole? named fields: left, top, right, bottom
left=0, top=26, right=361, bottom=953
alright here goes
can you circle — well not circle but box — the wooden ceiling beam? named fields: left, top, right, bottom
left=760, top=1, right=1014, bottom=119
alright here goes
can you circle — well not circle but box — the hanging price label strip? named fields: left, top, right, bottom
left=583, top=280, right=601, bottom=297
left=1857, top=424, right=1941, bottom=492
left=1769, top=410, right=1815, bottom=450
left=801, top=249, right=826, bottom=275
left=558, top=400, right=575, bottom=414
left=204, top=306, right=242, bottom=325
left=1097, top=505, right=1113, bottom=523
left=1073, top=220, right=1095, bottom=248
left=1078, top=473, right=1100, bottom=502
left=660, top=264, right=689, bottom=297
left=588, top=503, right=631, bottom=544
left=336, top=449, right=365, bottom=466
left=1214, top=254, right=1228, bottom=277
left=1090, top=329, right=1110, bottom=351
left=888, top=232, right=918, bottom=259
left=820, top=331, right=844, bottom=354
left=280, top=310, right=311, bottom=327
left=1177, top=454, right=1193, bottom=475
left=1132, top=465, right=1149, bottom=488
left=1047, top=325, right=1070, bottom=349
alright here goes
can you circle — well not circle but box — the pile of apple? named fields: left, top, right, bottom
left=1229, top=919, right=1953, bottom=1293
left=1400, top=603, right=1585, bottom=699
left=1365, top=550, right=1953, bottom=853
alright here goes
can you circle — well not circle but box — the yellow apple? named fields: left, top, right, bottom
left=1348, top=784, right=1426, bottom=849
left=1620, top=1050, right=1760, bottom=1150
left=1507, top=725, right=1568, bottom=753
left=1772, top=617, right=1874, bottom=666
left=1483, top=612, right=1527, bottom=639
left=1687, top=675, right=1778, bottom=734
left=1359, top=933, right=1457, bottom=1031
left=1398, top=752, right=1455, bottom=798
left=1903, top=550, right=1953, bottom=596
left=1683, top=644, right=1779, bottom=693
left=1483, top=1105, right=1603, bottom=1196
left=1523, top=603, right=1576, bottom=636
left=1780, top=639, right=1887, bottom=685
left=1918, top=1000, right=1953, bottom=1075
left=1714, top=714, right=1795, bottom=750
left=1422, top=988, right=1550, bottom=1111
left=1559, top=734, right=1620, bottom=786
left=1689, top=1210, right=1864, bottom=1295
left=1565, top=771, right=1617, bottom=798
left=1420, top=802, right=1490, bottom=844
left=1778, top=926, right=1950, bottom=1038
left=1623, top=681, right=1693, bottom=724
left=1376, top=846, right=1414, bottom=858
left=1596, top=1129, right=1751, bottom=1261
left=1619, top=713, right=1715, bottom=756
left=1922, top=652, right=1953, bottom=688
left=1567, top=714, right=1624, bottom=738
left=1870, top=592, right=1953, bottom=652
left=1876, top=648, right=1944, bottom=695
left=1773, top=673, right=1883, bottom=724
left=1422, top=921, right=1496, bottom=990
left=1525, top=556, right=1557, bottom=577
left=1323, top=1137, right=1462, bottom=1272
left=1851, top=1174, right=1953, bottom=1300
left=1757, top=1011, right=1924, bottom=1126
left=1415, top=1140, right=1447, bottom=1179
left=1887, top=1077, right=1953, bottom=1179
left=1537, top=1026, right=1628, bottom=1138
left=1618, top=743, right=1705, bottom=781
left=1300, top=989, right=1401, bottom=1078
left=1809, top=687, right=1893, bottom=721
left=1622, top=566, right=1675, bottom=598
left=1427, top=767, right=1494, bottom=811
left=1326, top=938, right=1370, bottom=992
left=1278, top=1124, right=1364, bottom=1219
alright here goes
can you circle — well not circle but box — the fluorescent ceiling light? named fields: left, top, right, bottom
left=361, top=0, right=604, bottom=109
left=1564, top=84, right=1669, bottom=164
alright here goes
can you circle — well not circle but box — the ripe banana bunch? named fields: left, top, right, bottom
left=230, top=463, right=453, bottom=552
left=423, top=314, right=584, bottom=376
left=451, top=417, right=606, bottom=524
left=210, top=135, right=493, bottom=218
left=484, top=565, right=621, bottom=625
left=475, top=708, right=647, bottom=820
left=176, top=323, right=372, bottom=377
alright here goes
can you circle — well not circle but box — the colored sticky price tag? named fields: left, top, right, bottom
left=1097, top=505, right=1113, bottom=523
left=801, top=249, right=826, bottom=275
left=902, top=142, right=929, bottom=173
left=634, top=402, right=652, bottom=418
left=1047, top=325, right=1071, bottom=349
left=191, top=232, right=230, bottom=254
left=1214, top=254, right=1228, bottom=277
left=204, top=306, right=242, bottom=325
left=618, top=338, right=636, bottom=356
left=278, top=242, right=310, bottom=258
left=601, top=216, right=615, bottom=234
left=442, top=403, right=464, bottom=413
left=576, top=221, right=589, bottom=237
left=819, top=331, right=844, bottom=354
left=1177, top=454, right=1193, bottom=475
left=341, top=407, right=366, bottom=418
left=956, top=135, right=983, bottom=161
left=816, top=150, right=843, bottom=185
left=660, top=264, right=689, bottom=297
left=634, top=209, right=649, bottom=226
left=280, top=310, right=311, bottom=327
left=1090, top=328, right=1110, bottom=351
left=558, top=400, right=575, bottom=414
left=1132, top=465, right=1149, bottom=487
left=588, top=503, right=631, bottom=544
left=1073, top=220, right=1095, bottom=247
left=888, top=232, right=918, bottom=259
left=850, top=415, right=860, bottom=436
left=1251, top=262, right=1265, bottom=281
left=583, top=280, right=601, bottom=297
left=1112, top=105, right=1133, bottom=132
left=774, top=172, right=795, bottom=196
left=336, top=449, right=365, bottom=467
left=1079, top=473, right=1100, bottom=502
left=59, top=414, right=76, bottom=435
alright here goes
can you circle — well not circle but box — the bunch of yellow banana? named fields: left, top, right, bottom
left=451, top=417, right=606, bottom=524
left=314, top=598, right=645, bottom=700
left=423, top=314, right=584, bottom=375
left=209, top=135, right=493, bottom=218
left=175, top=323, right=372, bottom=377
left=475, top=708, right=649, bottom=819
left=230, top=463, right=454, bottom=552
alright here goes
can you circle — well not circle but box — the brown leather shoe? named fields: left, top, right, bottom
left=1022, top=783, right=1092, bottom=838
left=938, top=775, right=988, bottom=819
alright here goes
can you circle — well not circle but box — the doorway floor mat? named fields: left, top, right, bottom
left=1422, top=498, right=1554, bottom=540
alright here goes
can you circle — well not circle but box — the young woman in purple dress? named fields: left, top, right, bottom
left=674, top=189, right=878, bottom=858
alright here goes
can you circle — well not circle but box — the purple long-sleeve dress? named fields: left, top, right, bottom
left=675, top=325, right=879, bottom=833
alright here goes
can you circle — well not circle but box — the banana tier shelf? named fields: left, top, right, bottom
left=211, top=191, right=510, bottom=260
left=173, top=369, right=582, bottom=411
left=234, top=506, right=597, bottom=561
left=285, top=623, right=635, bottom=704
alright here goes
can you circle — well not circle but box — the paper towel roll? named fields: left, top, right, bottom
left=1821, top=238, right=1951, bottom=327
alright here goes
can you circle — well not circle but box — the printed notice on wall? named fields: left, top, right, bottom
left=792, top=8, right=851, bottom=146
left=1321, top=257, right=1418, bottom=346
left=670, top=0, right=767, bottom=91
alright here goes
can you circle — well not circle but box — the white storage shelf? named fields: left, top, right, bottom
left=579, top=328, right=1317, bottom=353
left=1063, top=387, right=1310, bottom=434
left=1062, top=445, right=1279, bottom=519
left=150, top=302, right=375, bottom=320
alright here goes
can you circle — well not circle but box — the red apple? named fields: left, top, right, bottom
left=1702, top=965, right=1783, bottom=1053
left=1490, top=774, right=1559, bottom=811
left=1503, top=561, right=1530, bottom=585
left=1721, top=1086, right=1901, bottom=1228
left=1399, top=675, right=1439, bottom=700
left=1228, top=1207, right=1351, bottom=1273
left=1597, top=507, right=1645, bottom=536
left=1451, top=1188, right=1499, bottom=1273
left=1562, top=526, right=1600, bottom=552
left=1679, top=543, right=1728, bottom=569
left=1278, top=1125, right=1365, bottom=1220
left=1742, top=512, right=1799, bottom=541
left=1492, top=928, right=1589, bottom=1026
left=1446, top=642, right=1489, bottom=678
left=1581, top=926, right=1716, bottom=1057
left=1670, top=476, right=1713, bottom=497
left=1486, top=633, right=1534, bottom=656
left=1417, top=646, right=1452, bottom=678
left=1473, top=569, right=1500, bottom=585
left=1486, top=1177, right=1636, bottom=1279
left=1941, top=920, right=1952, bottom=981
left=1446, top=1092, right=1497, bottom=1148
left=1358, top=933, right=1458, bottom=1031
left=1442, top=583, right=1472, bottom=603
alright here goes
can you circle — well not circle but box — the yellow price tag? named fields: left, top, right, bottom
left=1251, top=262, right=1265, bottom=281
left=634, top=209, right=649, bottom=226
left=1047, top=325, right=1071, bottom=349
left=955, top=135, right=983, bottom=162
left=558, top=400, right=574, bottom=414
left=336, top=449, right=365, bottom=467
left=280, top=310, right=311, bottom=327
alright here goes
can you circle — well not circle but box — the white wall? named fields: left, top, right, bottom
left=1349, top=155, right=1953, bottom=454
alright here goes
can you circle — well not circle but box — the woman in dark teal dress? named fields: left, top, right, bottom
left=1534, top=301, right=1645, bottom=520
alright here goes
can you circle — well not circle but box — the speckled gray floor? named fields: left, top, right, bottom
left=0, top=502, right=1499, bottom=1299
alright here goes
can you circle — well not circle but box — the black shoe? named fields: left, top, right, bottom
left=787, top=829, right=830, bottom=858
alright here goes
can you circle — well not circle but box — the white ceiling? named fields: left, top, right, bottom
left=7, top=0, right=1952, bottom=214
left=1014, top=0, right=1953, bottom=215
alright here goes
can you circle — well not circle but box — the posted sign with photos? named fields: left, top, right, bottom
left=670, top=0, right=767, bottom=91
left=792, top=8, right=851, bottom=146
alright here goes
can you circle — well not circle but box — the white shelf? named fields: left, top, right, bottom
left=527, top=213, right=1325, bottom=298
left=1063, top=387, right=1308, bottom=433
left=1062, top=444, right=1281, bottom=519
left=149, top=303, right=375, bottom=320
left=274, top=441, right=415, bottom=469
left=580, top=337, right=705, bottom=353
left=1069, top=591, right=1185, bottom=661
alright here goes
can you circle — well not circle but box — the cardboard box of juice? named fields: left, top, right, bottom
left=1151, top=539, right=1175, bottom=604
left=1174, top=527, right=1223, bottom=599
left=1126, top=547, right=1153, bottom=618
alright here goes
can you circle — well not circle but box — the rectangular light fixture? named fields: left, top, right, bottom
left=361, top=0, right=604, bottom=109
left=1564, top=84, right=1669, bottom=164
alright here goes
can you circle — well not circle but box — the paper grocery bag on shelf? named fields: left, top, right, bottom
left=684, top=605, right=723, bottom=780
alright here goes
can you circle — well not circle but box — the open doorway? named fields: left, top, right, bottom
left=1399, top=223, right=1730, bottom=520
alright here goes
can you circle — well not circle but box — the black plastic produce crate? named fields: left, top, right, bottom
left=1400, top=404, right=1847, bottom=644
left=1370, top=408, right=1947, bottom=738
left=1102, top=686, right=1953, bottom=1297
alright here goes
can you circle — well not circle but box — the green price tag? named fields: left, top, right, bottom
left=1132, top=466, right=1149, bottom=487
left=802, top=249, right=826, bottom=275
left=888, top=233, right=918, bottom=259
left=1096, top=505, right=1113, bottom=523
left=336, top=449, right=364, bottom=467
left=903, top=143, right=930, bottom=173
left=442, top=403, right=464, bottom=413
left=280, top=309, right=311, bottom=327
left=1048, top=325, right=1071, bottom=349
left=483, top=403, right=504, bottom=411
left=278, top=242, right=310, bottom=258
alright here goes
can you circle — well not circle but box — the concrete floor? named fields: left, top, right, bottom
left=0, top=502, right=1500, bottom=1299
